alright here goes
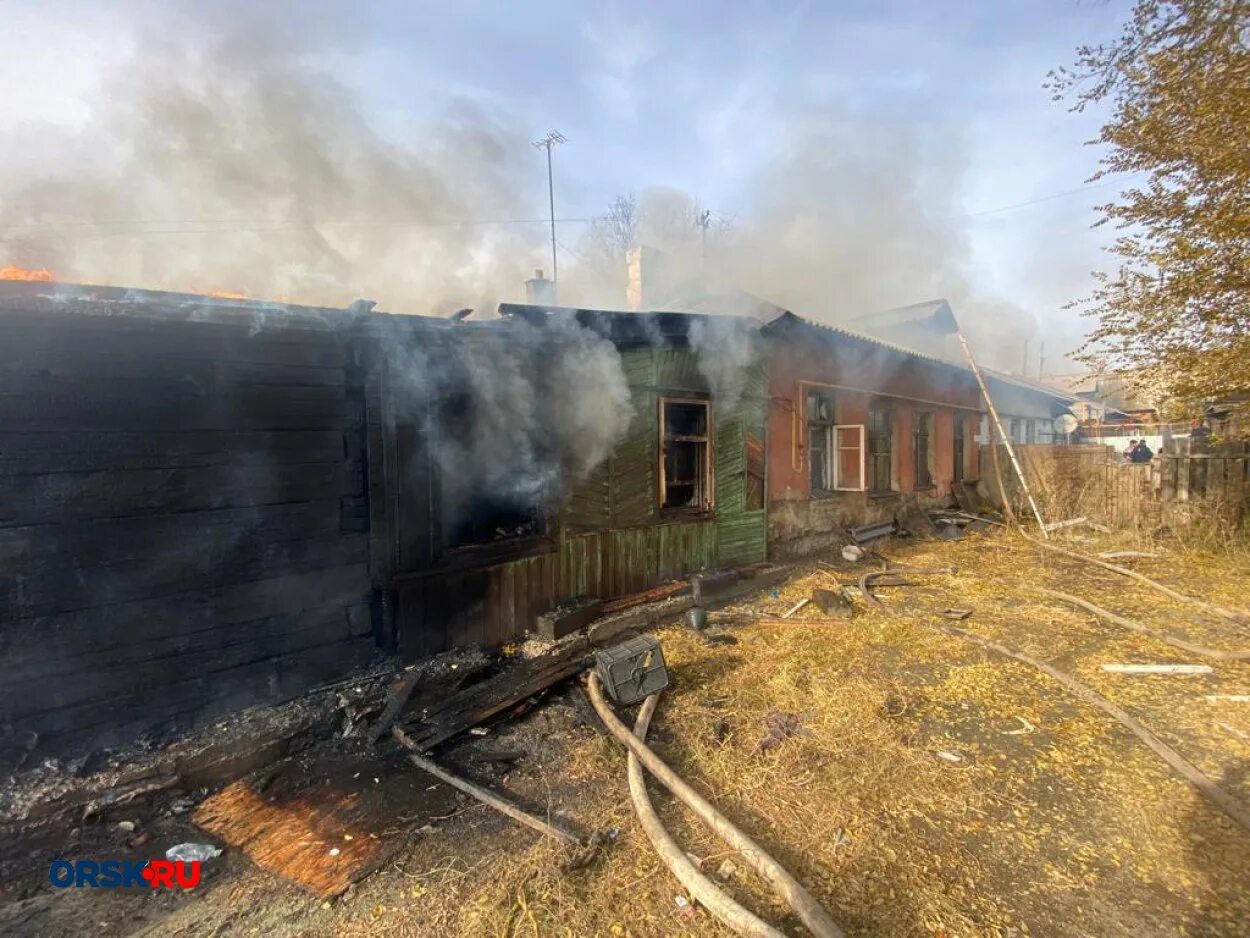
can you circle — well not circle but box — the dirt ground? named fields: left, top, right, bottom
left=3, top=527, right=1249, bottom=937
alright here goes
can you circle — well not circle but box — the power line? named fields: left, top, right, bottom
left=939, top=173, right=1148, bottom=222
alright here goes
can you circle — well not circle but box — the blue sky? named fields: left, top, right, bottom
left=0, top=0, right=1135, bottom=371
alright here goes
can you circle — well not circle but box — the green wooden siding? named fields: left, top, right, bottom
left=405, top=344, right=768, bottom=656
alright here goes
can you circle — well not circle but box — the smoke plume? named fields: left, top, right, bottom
left=0, top=13, right=544, bottom=315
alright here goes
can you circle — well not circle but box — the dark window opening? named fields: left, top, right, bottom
left=806, top=390, right=835, bottom=493
left=914, top=412, right=933, bottom=488
left=438, top=389, right=550, bottom=549
left=868, top=407, right=893, bottom=493
left=661, top=399, right=713, bottom=511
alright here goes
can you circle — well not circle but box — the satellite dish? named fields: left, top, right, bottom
left=1054, top=413, right=1079, bottom=435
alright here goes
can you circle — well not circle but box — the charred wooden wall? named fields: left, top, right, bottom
left=0, top=286, right=376, bottom=757
left=390, top=343, right=769, bottom=657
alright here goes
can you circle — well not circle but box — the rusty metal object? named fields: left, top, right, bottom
left=858, top=567, right=956, bottom=612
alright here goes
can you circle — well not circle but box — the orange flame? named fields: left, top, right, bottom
left=0, top=265, right=55, bottom=282
left=206, top=289, right=250, bottom=299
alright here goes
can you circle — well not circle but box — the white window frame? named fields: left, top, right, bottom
left=833, top=424, right=866, bottom=492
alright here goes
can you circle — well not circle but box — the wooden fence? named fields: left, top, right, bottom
left=979, top=443, right=1250, bottom=534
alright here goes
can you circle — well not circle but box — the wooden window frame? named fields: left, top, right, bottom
left=833, top=424, right=866, bottom=492
left=806, top=389, right=836, bottom=494
left=914, top=411, right=934, bottom=489
left=868, top=406, right=893, bottom=493
left=658, top=396, right=715, bottom=515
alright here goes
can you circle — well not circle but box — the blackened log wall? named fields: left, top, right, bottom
left=0, top=286, right=375, bottom=757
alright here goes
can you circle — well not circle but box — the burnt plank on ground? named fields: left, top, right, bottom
left=398, top=642, right=592, bottom=751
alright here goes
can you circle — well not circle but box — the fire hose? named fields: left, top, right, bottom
left=587, top=673, right=844, bottom=938
left=625, top=693, right=787, bottom=938
left=1017, top=530, right=1249, bottom=626
left=1036, top=588, right=1250, bottom=660
left=859, top=569, right=1250, bottom=835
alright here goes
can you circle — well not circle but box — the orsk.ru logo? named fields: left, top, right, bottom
left=49, top=859, right=203, bottom=889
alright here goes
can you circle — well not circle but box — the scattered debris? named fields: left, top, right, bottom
left=716, top=859, right=737, bottom=881
left=115, top=820, right=136, bottom=833
left=1097, top=550, right=1156, bottom=560
left=168, top=795, right=197, bottom=816
left=811, top=588, right=855, bottom=618
left=394, top=728, right=581, bottom=845
left=841, top=545, right=865, bottom=562
left=165, top=842, right=222, bottom=863
left=1002, top=716, right=1037, bottom=736
left=936, top=751, right=963, bottom=763
left=937, top=524, right=965, bottom=540
left=536, top=598, right=605, bottom=641
left=850, top=519, right=898, bottom=545
left=600, top=581, right=690, bottom=614
left=781, top=597, right=812, bottom=619
left=468, top=727, right=490, bottom=737
left=1101, top=664, right=1214, bottom=675
left=755, top=711, right=812, bottom=754
left=940, top=608, right=974, bottom=620
left=397, top=641, right=593, bottom=751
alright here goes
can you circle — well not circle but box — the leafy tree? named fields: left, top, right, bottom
left=1050, top=0, right=1250, bottom=408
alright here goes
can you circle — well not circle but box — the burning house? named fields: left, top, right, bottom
left=0, top=281, right=769, bottom=758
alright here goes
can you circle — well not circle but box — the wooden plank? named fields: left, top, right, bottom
left=44, top=640, right=375, bottom=755
left=399, top=643, right=591, bottom=750
left=3, top=600, right=372, bottom=687
left=0, top=501, right=344, bottom=566
left=0, top=382, right=348, bottom=432
left=1, top=463, right=350, bottom=525
left=0, top=564, right=369, bottom=661
left=0, top=311, right=350, bottom=370
left=3, top=533, right=368, bottom=619
left=1, top=604, right=362, bottom=716
left=30, top=637, right=376, bottom=750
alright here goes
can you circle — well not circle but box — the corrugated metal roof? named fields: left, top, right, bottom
left=762, top=310, right=960, bottom=367
left=845, top=298, right=957, bottom=332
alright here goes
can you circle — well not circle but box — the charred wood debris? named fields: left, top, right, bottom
left=2, top=514, right=1007, bottom=897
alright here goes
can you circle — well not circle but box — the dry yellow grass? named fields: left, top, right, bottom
left=309, top=530, right=1250, bottom=937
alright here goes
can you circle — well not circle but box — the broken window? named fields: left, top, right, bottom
left=437, top=388, right=549, bottom=549
left=660, top=399, right=713, bottom=512
left=914, top=411, right=934, bottom=488
left=806, top=390, right=836, bottom=492
left=868, top=407, right=893, bottom=492
left=745, top=432, right=765, bottom=510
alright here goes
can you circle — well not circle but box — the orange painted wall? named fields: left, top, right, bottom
left=767, top=329, right=983, bottom=504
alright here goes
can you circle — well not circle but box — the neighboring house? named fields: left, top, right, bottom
left=762, top=312, right=984, bottom=559
left=848, top=297, right=1079, bottom=446
left=980, top=372, right=1081, bottom=446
